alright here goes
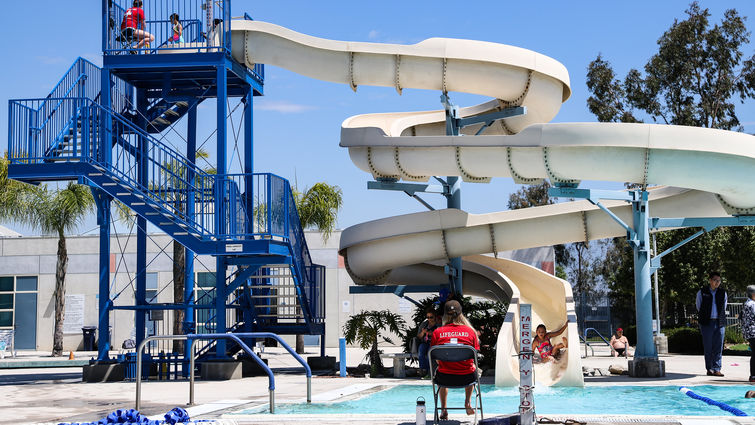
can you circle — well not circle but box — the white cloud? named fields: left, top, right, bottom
left=254, top=100, right=316, bottom=113
left=367, top=30, right=380, bottom=40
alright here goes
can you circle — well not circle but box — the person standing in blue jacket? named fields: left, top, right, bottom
left=696, top=271, right=728, bottom=377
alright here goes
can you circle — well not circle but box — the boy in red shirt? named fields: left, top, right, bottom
left=120, top=0, right=154, bottom=49
left=431, top=300, right=480, bottom=418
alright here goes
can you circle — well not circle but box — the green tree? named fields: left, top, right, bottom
left=587, top=2, right=755, bottom=129
left=401, top=296, right=507, bottom=369
left=586, top=2, right=755, bottom=325
left=507, top=182, right=600, bottom=293
left=507, top=181, right=553, bottom=210
left=292, top=182, right=343, bottom=353
left=29, top=183, right=95, bottom=356
left=294, top=182, right=344, bottom=241
left=0, top=154, right=35, bottom=219
left=343, top=310, right=406, bottom=376
left=0, top=157, right=91, bottom=357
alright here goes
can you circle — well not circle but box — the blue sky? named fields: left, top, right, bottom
left=3, top=1, right=755, bottom=234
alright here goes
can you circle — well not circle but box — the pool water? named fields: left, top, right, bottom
left=233, top=385, right=755, bottom=416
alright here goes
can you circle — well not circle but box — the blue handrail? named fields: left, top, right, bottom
left=135, top=332, right=311, bottom=413
left=105, top=0, right=230, bottom=55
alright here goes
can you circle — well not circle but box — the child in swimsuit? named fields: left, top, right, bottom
left=169, top=13, right=184, bottom=44
left=532, top=321, right=569, bottom=362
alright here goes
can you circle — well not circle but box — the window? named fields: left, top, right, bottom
left=146, top=272, right=158, bottom=304
left=0, top=276, right=38, bottom=328
left=195, top=272, right=216, bottom=333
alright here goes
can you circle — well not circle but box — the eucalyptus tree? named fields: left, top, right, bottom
left=585, top=2, right=755, bottom=325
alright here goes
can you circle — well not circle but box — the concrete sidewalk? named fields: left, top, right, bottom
left=1, top=345, right=754, bottom=424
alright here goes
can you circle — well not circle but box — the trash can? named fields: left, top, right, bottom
left=82, top=326, right=97, bottom=351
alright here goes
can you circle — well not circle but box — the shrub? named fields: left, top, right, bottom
left=623, top=325, right=637, bottom=346
left=725, top=325, right=745, bottom=344
left=665, top=327, right=703, bottom=354
left=401, top=296, right=508, bottom=370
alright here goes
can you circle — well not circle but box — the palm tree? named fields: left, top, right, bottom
left=29, top=183, right=95, bottom=356
left=0, top=156, right=93, bottom=356
left=343, top=310, right=406, bottom=376
left=0, top=154, right=34, bottom=219
left=294, top=182, right=343, bottom=242
left=292, top=182, right=343, bottom=353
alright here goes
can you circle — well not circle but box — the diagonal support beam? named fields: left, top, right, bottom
left=226, top=264, right=263, bottom=294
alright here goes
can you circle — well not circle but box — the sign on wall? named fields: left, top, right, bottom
left=63, top=294, right=85, bottom=334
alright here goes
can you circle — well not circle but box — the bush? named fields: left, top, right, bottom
left=664, top=327, right=703, bottom=354
left=623, top=325, right=637, bottom=346
left=400, top=296, right=508, bottom=370
left=622, top=325, right=739, bottom=354
left=725, top=325, right=745, bottom=344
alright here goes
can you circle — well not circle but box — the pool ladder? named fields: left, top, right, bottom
left=580, top=327, right=611, bottom=357
left=135, top=332, right=312, bottom=413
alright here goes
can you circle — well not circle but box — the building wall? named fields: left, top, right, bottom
left=0, top=230, right=436, bottom=352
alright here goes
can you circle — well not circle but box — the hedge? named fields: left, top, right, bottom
left=617, top=326, right=744, bottom=354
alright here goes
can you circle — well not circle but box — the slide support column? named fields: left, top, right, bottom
left=96, top=190, right=111, bottom=360
left=442, top=94, right=463, bottom=296
left=135, top=88, right=148, bottom=350
left=184, top=105, right=197, bottom=346
left=628, top=190, right=665, bottom=377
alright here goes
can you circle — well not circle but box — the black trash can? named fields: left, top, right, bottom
left=82, top=326, right=97, bottom=351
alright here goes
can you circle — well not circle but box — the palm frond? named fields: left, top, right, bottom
left=295, top=182, right=343, bottom=241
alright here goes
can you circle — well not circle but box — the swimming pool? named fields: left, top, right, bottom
left=231, top=384, right=755, bottom=417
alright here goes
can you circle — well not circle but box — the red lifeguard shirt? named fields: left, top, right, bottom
left=431, top=323, right=480, bottom=375
left=121, top=7, right=145, bottom=30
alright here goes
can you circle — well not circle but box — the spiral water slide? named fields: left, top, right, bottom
left=230, top=20, right=755, bottom=387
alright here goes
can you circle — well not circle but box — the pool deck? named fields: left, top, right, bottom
left=2, top=346, right=755, bottom=424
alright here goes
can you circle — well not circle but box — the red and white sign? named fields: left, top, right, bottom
left=519, top=304, right=535, bottom=425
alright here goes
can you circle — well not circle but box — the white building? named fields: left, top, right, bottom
left=0, top=229, right=433, bottom=353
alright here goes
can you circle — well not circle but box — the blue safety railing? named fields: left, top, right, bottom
left=103, top=1, right=264, bottom=85
left=582, top=327, right=611, bottom=357
left=135, top=332, right=312, bottom=413
left=105, top=0, right=230, bottom=55
left=9, top=98, right=319, bottom=243
left=9, top=59, right=133, bottom=163
left=42, top=57, right=132, bottom=116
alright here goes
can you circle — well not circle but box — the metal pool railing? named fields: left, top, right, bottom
left=582, top=327, right=611, bottom=357
left=135, top=332, right=311, bottom=413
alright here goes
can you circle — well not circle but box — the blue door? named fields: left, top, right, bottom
left=15, top=293, right=37, bottom=349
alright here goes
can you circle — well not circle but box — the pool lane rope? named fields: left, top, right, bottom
left=678, top=386, right=748, bottom=417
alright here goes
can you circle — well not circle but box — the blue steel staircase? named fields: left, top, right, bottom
left=8, top=58, right=325, bottom=357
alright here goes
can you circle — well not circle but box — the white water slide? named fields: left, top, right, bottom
left=230, top=20, right=755, bottom=387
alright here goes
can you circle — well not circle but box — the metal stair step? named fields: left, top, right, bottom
left=248, top=284, right=297, bottom=289
left=250, top=274, right=294, bottom=279
left=249, top=295, right=298, bottom=299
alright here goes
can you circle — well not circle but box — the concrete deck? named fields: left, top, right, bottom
left=2, top=346, right=755, bottom=424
